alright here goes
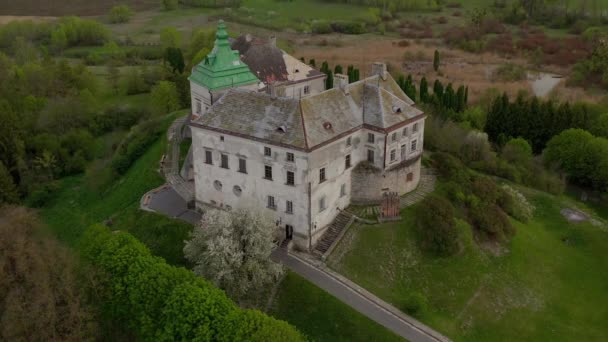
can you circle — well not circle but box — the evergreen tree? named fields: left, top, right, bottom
left=456, top=85, right=466, bottom=112
left=320, top=61, right=329, bottom=73
left=433, top=49, right=440, bottom=72
left=433, top=80, right=444, bottom=102
left=464, top=86, right=469, bottom=106
left=353, top=68, right=360, bottom=82
left=0, top=161, right=19, bottom=204
left=347, top=65, right=354, bottom=82
left=326, top=71, right=334, bottom=89
left=165, top=47, right=185, bottom=74
left=397, top=74, right=405, bottom=91
left=309, top=59, right=316, bottom=67
left=334, top=64, right=343, bottom=75
left=419, top=77, right=429, bottom=103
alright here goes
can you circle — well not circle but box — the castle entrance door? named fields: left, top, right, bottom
left=285, top=225, right=294, bottom=240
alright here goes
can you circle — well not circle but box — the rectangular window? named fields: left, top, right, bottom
left=286, top=152, right=294, bottom=162
left=340, top=184, right=346, bottom=197
left=220, top=154, right=229, bottom=169
left=196, top=99, right=202, bottom=114
left=413, top=123, right=419, bottom=132
left=346, top=136, right=352, bottom=146
left=267, top=196, right=276, bottom=209
left=286, top=200, right=293, bottom=214
left=264, top=165, right=273, bottom=180
left=367, top=133, right=375, bottom=143
left=238, top=158, right=247, bottom=173
left=345, top=154, right=351, bottom=169
left=264, top=146, right=272, bottom=157
left=319, top=197, right=326, bottom=212
left=205, top=150, right=213, bottom=165
left=411, top=139, right=418, bottom=152
left=390, top=149, right=396, bottom=162
left=303, top=85, right=310, bottom=94
left=367, top=149, right=374, bottom=163
left=286, top=171, right=295, bottom=186
left=319, top=168, right=326, bottom=183
left=402, top=127, right=408, bottom=137
left=401, top=144, right=406, bottom=159
left=392, top=132, right=397, bottom=142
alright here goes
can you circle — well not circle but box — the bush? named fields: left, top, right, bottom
left=163, top=0, right=179, bottom=10
left=415, top=195, right=460, bottom=256
left=471, top=177, right=501, bottom=205
left=109, top=5, right=133, bottom=23
left=469, top=203, right=514, bottom=242
left=432, top=152, right=470, bottom=185
left=500, top=184, right=535, bottom=222
left=110, top=118, right=164, bottom=175
left=311, top=21, right=333, bottom=34
left=399, top=292, right=428, bottom=317
left=331, top=21, right=366, bottom=34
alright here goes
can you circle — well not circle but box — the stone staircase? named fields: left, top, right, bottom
left=347, top=168, right=437, bottom=219
left=314, top=211, right=355, bottom=257
left=163, top=116, right=195, bottom=203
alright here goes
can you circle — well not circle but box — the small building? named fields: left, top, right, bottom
left=189, top=21, right=425, bottom=251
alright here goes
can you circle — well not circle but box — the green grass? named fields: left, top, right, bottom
left=39, top=111, right=192, bottom=265
left=270, top=272, right=404, bottom=342
left=328, top=189, right=608, bottom=341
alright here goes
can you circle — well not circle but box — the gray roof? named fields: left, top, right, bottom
left=192, top=89, right=307, bottom=149
left=191, top=73, right=423, bottom=150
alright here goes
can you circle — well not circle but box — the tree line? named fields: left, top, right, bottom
left=80, top=224, right=305, bottom=341
left=484, top=92, right=605, bottom=153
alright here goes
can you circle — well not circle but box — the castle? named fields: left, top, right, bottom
left=188, top=21, right=426, bottom=251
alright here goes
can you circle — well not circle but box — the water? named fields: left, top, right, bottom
left=528, top=72, right=563, bottom=97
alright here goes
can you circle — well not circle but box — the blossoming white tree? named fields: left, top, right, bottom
left=184, top=208, right=283, bottom=302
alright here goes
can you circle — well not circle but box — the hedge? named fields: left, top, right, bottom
left=79, top=225, right=306, bottom=341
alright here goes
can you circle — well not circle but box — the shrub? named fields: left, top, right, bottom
left=493, top=63, right=526, bottom=81
left=469, top=203, right=514, bottom=242
left=163, top=0, right=179, bottom=10
left=110, top=118, right=164, bottom=175
left=500, top=184, right=535, bottom=222
left=415, top=195, right=460, bottom=256
left=399, top=292, right=428, bottom=317
left=432, top=152, right=470, bottom=185
left=109, top=5, right=133, bottom=24
left=471, top=176, right=501, bottom=205
left=331, top=21, right=366, bottom=34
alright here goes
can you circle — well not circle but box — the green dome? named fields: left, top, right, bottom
left=189, top=20, right=259, bottom=91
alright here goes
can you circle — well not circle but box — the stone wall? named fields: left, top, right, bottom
left=351, top=156, right=421, bottom=204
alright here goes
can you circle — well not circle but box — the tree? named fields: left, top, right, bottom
left=419, top=77, right=429, bottom=102
left=0, top=162, right=19, bottom=204
left=0, top=206, right=97, bottom=340
left=334, top=64, right=343, bottom=74
left=325, top=70, right=334, bottom=89
left=151, top=81, right=180, bottom=115
left=50, top=28, right=68, bottom=53
left=162, top=0, right=178, bottom=10
left=160, top=27, right=181, bottom=49
left=109, top=5, right=133, bottom=24
left=165, top=47, right=185, bottom=74
left=79, top=225, right=305, bottom=342
left=184, top=209, right=284, bottom=302
left=415, top=195, right=460, bottom=256
left=433, top=49, right=440, bottom=72
left=309, top=58, right=316, bottom=67
left=502, top=137, right=532, bottom=165
left=106, top=65, right=120, bottom=93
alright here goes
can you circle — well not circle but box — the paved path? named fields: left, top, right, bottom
left=272, top=250, right=451, bottom=342
left=141, top=184, right=201, bottom=224
left=163, top=116, right=195, bottom=202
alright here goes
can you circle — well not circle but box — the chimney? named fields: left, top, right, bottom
left=334, top=73, right=349, bottom=94
left=245, top=33, right=252, bottom=42
left=269, top=35, right=276, bottom=47
left=372, top=62, right=387, bottom=80
left=268, top=82, right=285, bottom=98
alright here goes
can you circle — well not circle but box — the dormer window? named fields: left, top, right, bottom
left=392, top=105, right=402, bottom=113
left=323, top=122, right=332, bottom=130
left=277, top=125, right=287, bottom=133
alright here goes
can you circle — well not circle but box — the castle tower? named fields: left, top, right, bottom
left=188, top=20, right=260, bottom=117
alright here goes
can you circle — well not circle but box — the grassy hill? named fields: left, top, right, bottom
left=38, top=111, right=403, bottom=341
left=0, top=0, right=158, bottom=16
left=328, top=184, right=608, bottom=341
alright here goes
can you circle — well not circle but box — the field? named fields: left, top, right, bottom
left=328, top=187, right=608, bottom=341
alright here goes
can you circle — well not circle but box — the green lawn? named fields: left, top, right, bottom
left=328, top=190, right=608, bottom=341
left=271, top=272, right=404, bottom=342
